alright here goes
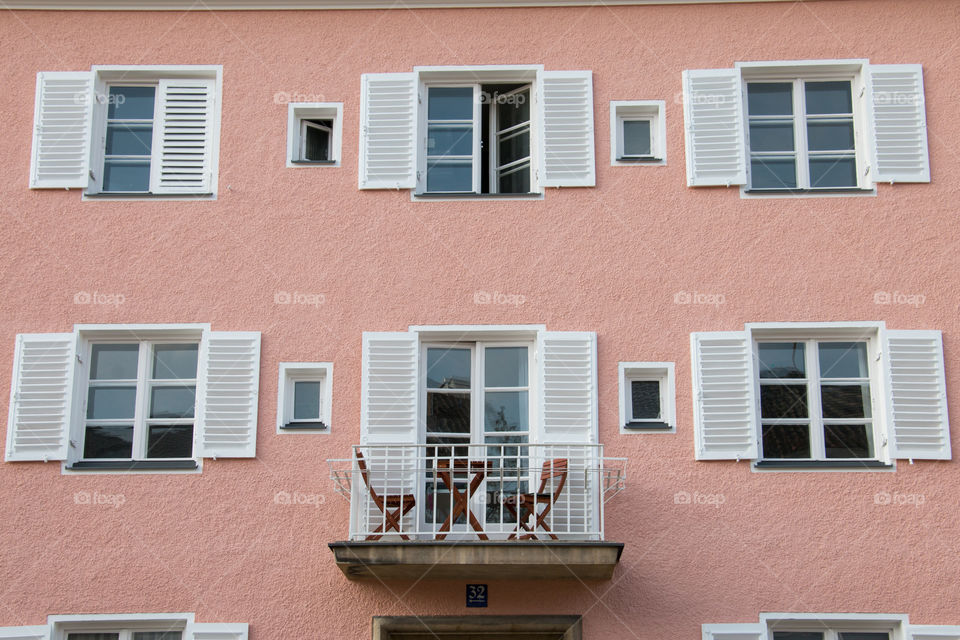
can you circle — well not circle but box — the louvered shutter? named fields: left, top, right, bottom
left=703, top=624, right=766, bottom=640
left=5, top=333, right=76, bottom=462
left=883, top=329, right=950, bottom=460
left=29, top=71, right=93, bottom=189
left=149, top=78, right=217, bottom=194
left=185, top=623, right=248, bottom=640
left=361, top=332, right=419, bottom=444
left=0, top=626, right=50, bottom=640
left=682, top=68, right=746, bottom=187
left=537, top=331, right=597, bottom=443
left=907, top=626, right=960, bottom=640
left=867, top=64, right=930, bottom=183
left=539, top=71, right=596, bottom=187
left=195, top=331, right=261, bottom=458
left=358, top=73, right=417, bottom=190
left=691, top=332, right=758, bottom=460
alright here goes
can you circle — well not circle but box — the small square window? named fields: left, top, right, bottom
left=610, top=100, right=665, bottom=165
left=287, top=103, right=342, bottom=167
left=278, top=362, right=332, bottom=432
left=619, top=362, right=675, bottom=432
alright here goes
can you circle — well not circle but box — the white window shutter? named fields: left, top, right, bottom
left=358, top=73, right=417, bottom=190
left=691, top=331, right=758, bottom=460
left=195, top=331, right=261, bottom=458
left=539, top=71, right=596, bottom=187
left=537, top=331, right=597, bottom=444
left=883, top=329, right=950, bottom=460
left=907, top=626, right=960, bottom=640
left=0, top=626, right=50, bottom=640
left=682, top=68, right=747, bottom=187
left=5, top=333, right=76, bottom=462
left=149, top=78, right=217, bottom=194
left=867, top=63, right=930, bottom=183
left=185, top=623, right=248, bottom=640
left=29, top=71, right=93, bottom=189
left=703, top=624, right=766, bottom=640
left=361, top=332, right=419, bottom=444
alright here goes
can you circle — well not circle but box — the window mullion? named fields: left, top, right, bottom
left=473, top=84, right=482, bottom=195
left=795, top=79, right=811, bottom=189
left=133, top=341, right=151, bottom=459
left=808, top=340, right=826, bottom=460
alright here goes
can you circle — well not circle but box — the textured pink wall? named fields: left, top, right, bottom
left=1, top=1, right=959, bottom=638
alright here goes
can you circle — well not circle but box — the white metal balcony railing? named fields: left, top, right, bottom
left=328, top=444, right=626, bottom=542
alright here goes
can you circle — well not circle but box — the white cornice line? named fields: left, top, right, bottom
left=2, top=0, right=824, bottom=10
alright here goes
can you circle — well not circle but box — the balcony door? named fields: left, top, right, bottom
left=421, top=342, right=532, bottom=536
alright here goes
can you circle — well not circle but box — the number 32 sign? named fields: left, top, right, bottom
left=466, top=584, right=488, bottom=608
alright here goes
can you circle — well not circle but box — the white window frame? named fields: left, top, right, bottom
left=277, top=362, right=332, bottom=433
left=747, top=322, right=890, bottom=469
left=761, top=613, right=908, bottom=640
left=737, top=60, right=873, bottom=198
left=286, top=102, right=342, bottom=167
left=414, top=65, right=542, bottom=200
left=618, top=362, right=675, bottom=433
left=610, top=100, right=665, bottom=166
left=85, top=65, right=222, bottom=199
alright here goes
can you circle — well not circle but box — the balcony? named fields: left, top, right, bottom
left=327, top=444, right=626, bottom=580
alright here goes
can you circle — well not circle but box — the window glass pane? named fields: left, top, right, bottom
left=103, top=158, right=151, bottom=192
left=818, top=342, right=869, bottom=378
left=484, top=347, right=528, bottom=387
left=428, top=87, right=474, bottom=120
left=484, top=390, right=529, bottom=433
left=108, top=85, right=156, bottom=120
left=762, top=424, right=811, bottom=458
left=91, top=344, right=139, bottom=380
left=807, top=120, right=855, bottom=151
left=498, top=165, right=530, bottom=194
left=809, top=157, right=857, bottom=188
left=426, top=348, right=471, bottom=388
left=105, top=123, right=153, bottom=156
left=83, top=425, right=133, bottom=459
left=133, top=633, right=183, bottom=640
left=758, top=343, right=806, bottom=379
left=821, top=384, right=872, bottom=419
left=498, top=130, right=530, bottom=166
left=760, top=384, right=808, bottom=419
left=622, top=120, right=652, bottom=156
left=747, top=83, right=793, bottom=116
left=426, top=160, right=473, bottom=192
left=495, top=88, right=530, bottom=129
left=773, top=633, right=824, bottom=640
left=147, top=425, right=194, bottom=458
left=150, top=386, right=196, bottom=419
left=824, top=423, right=872, bottom=458
left=293, top=380, right=321, bottom=420
left=304, top=122, right=330, bottom=161
left=750, top=157, right=797, bottom=189
left=152, top=344, right=199, bottom=379
left=426, top=392, right=470, bottom=435
left=631, top=380, right=661, bottom=420
left=805, top=80, right=852, bottom=114
left=87, top=386, right=137, bottom=420
left=428, top=125, right=473, bottom=157
left=749, top=121, right=795, bottom=152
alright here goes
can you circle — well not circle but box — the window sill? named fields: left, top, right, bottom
left=280, top=421, right=328, bottom=431
left=67, top=460, right=199, bottom=471
left=622, top=421, right=673, bottom=431
left=82, top=192, right=215, bottom=201
left=615, top=156, right=662, bottom=163
left=289, top=160, right=337, bottom=165
left=741, top=186, right=876, bottom=199
left=753, top=459, right=892, bottom=470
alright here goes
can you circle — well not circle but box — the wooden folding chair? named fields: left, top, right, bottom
left=504, top=458, right=568, bottom=540
left=355, top=450, right=416, bottom=541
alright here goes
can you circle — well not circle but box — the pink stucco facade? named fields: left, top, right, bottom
left=1, top=1, right=958, bottom=639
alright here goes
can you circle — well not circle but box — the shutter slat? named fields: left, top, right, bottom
left=149, top=78, right=216, bottom=194
left=868, top=63, right=930, bottom=183
left=361, top=332, right=418, bottom=444
left=539, top=71, right=596, bottom=187
left=884, top=329, right=949, bottom=460
left=5, top=333, right=76, bottom=462
left=682, top=68, right=746, bottom=187
left=691, top=332, right=757, bottom=460
left=30, top=71, right=93, bottom=189
left=359, top=73, right=417, bottom=189
left=195, top=331, right=261, bottom=458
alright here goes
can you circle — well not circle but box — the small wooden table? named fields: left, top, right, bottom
left=434, top=459, right=493, bottom=540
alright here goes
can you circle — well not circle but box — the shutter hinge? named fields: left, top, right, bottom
left=69, top=439, right=78, bottom=449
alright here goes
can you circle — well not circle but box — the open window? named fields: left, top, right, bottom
left=286, top=102, right=342, bottom=166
